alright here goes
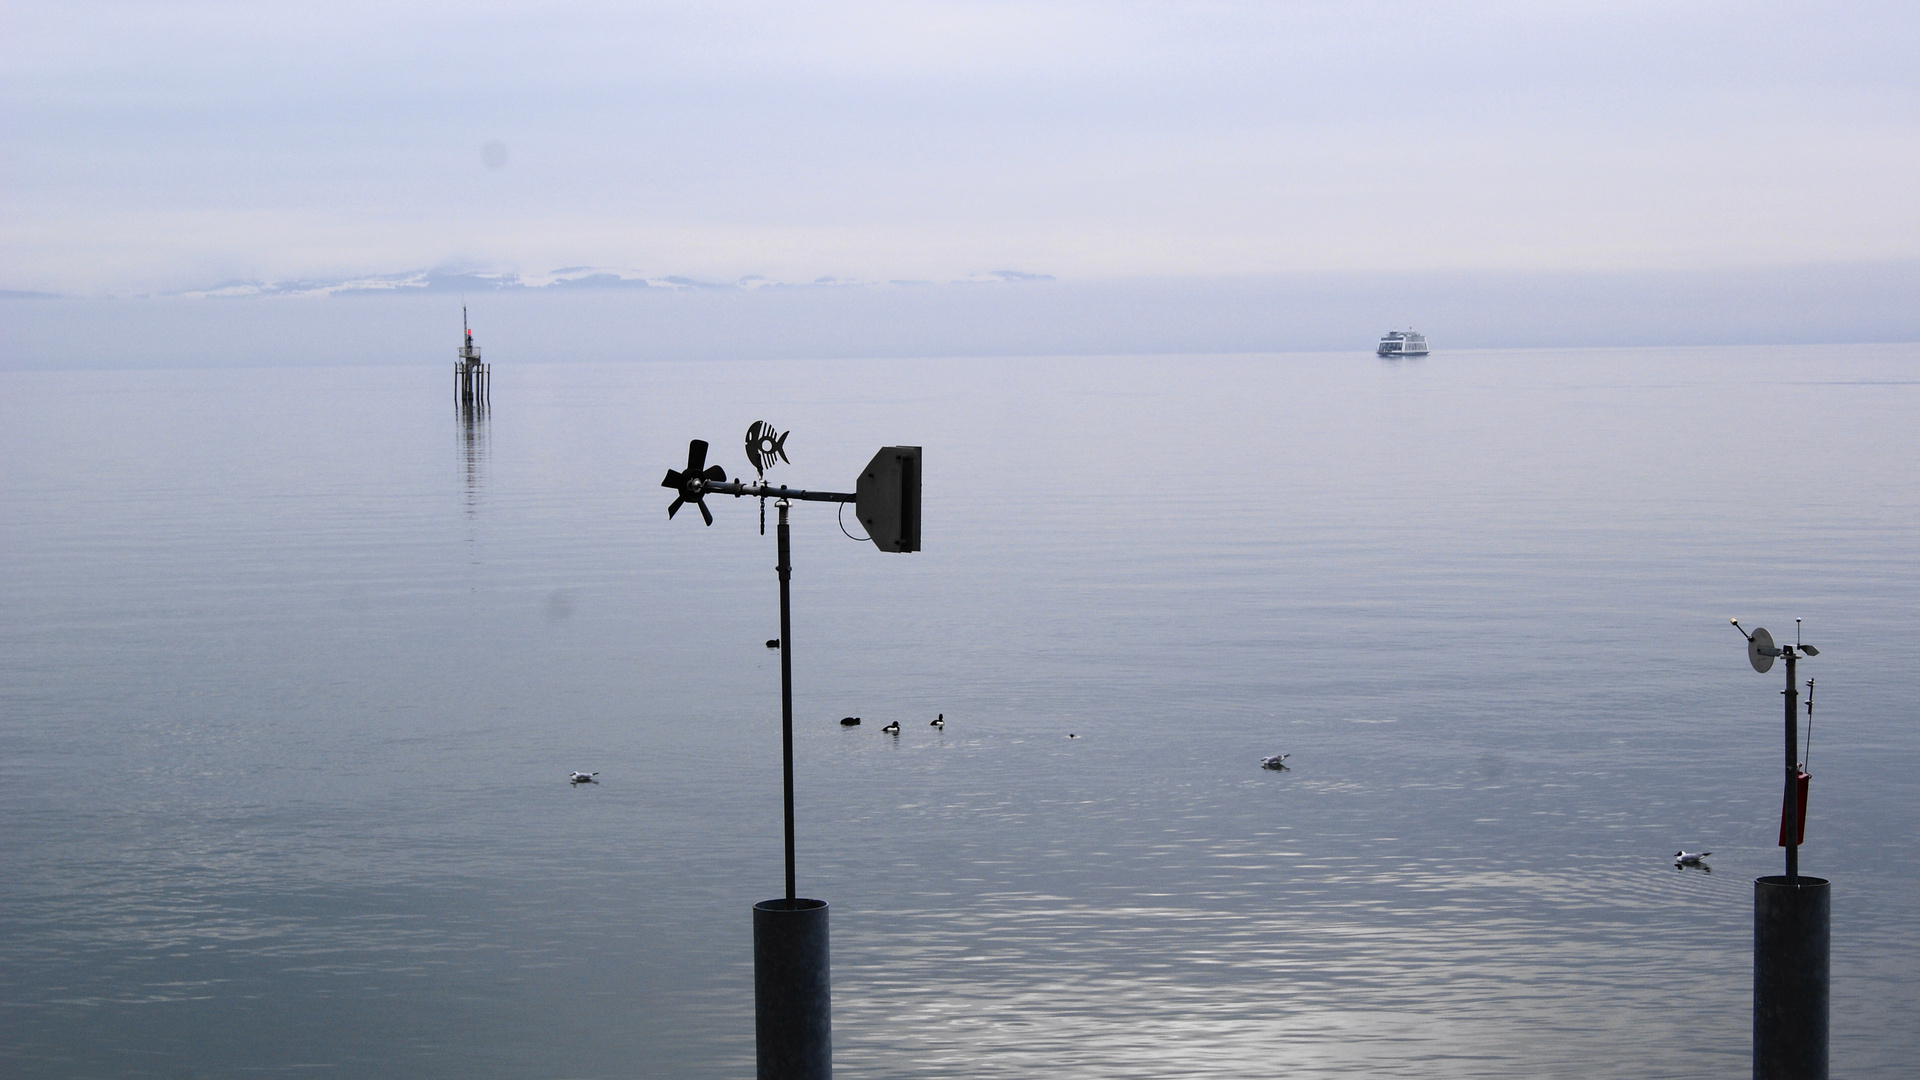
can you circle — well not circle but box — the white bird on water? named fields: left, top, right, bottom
left=570, top=772, right=599, bottom=784
left=1261, top=754, right=1290, bottom=770
left=1674, top=850, right=1711, bottom=866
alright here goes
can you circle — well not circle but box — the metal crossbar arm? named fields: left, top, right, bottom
left=702, top=479, right=856, bottom=504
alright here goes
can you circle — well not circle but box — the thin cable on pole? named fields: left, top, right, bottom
left=837, top=499, right=871, bottom=542
left=1803, top=678, right=1815, bottom=769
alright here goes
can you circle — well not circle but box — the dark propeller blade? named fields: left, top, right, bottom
left=662, top=440, right=722, bottom=524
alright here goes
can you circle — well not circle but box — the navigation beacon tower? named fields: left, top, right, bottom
left=456, top=306, right=490, bottom=412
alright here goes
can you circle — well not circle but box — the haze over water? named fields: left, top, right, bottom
left=3, top=345, right=1918, bottom=1078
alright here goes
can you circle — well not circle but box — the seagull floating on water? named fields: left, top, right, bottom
left=882, top=721, right=901, bottom=734
left=840, top=716, right=861, bottom=727
left=930, top=713, right=944, bottom=728
left=570, top=772, right=599, bottom=784
left=1674, top=850, right=1712, bottom=866
left=1261, top=754, right=1290, bottom=771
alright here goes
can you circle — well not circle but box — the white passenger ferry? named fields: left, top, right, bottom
left=1376, top=330, right=1429, bottom=357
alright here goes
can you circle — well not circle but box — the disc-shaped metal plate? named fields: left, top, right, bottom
left=1748, top=626, right=1775, bottom=673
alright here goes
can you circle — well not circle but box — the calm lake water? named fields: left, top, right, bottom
left=3, top=345, right=1918, bottom=1078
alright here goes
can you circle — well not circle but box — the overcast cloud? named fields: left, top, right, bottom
left=5, top=1, right=1918, bottom=297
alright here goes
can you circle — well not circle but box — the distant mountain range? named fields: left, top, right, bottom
left=161, top=267, right=1056, bottom=299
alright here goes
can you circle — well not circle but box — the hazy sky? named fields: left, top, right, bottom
left=5, top=1, right=1917, bottom=296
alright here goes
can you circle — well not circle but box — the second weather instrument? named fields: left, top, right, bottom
left=1731, top=617, right=1821, bottom=885
left=1733, top=617, right=1832, bottom=1075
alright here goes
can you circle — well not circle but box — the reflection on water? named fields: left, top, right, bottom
left=459, top=400, right=489, bottom=512
left=2, top=348, right=1918, bottom=1079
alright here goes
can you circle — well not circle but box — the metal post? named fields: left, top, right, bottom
left=1783, top=651, right=1799, bottom=884
left=755, top=898, right=831, bottom=1080
left=1757, top=643, right=1827, bottom=1079
left=777, top=499, right=795, bottom=904
left=1755, top=875, right=1829, bottom=1079
left=756, top=497, right=830, bottom=1079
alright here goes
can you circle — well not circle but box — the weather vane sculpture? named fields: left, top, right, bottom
left=745, top=421, right=790, bottom=534
left=662, top=424, right=920, bottom=1080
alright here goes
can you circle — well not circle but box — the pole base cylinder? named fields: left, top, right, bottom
left=754, top=898, right=831, bottom=1080
left=1754, top=876, right=1829, bottom=1080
